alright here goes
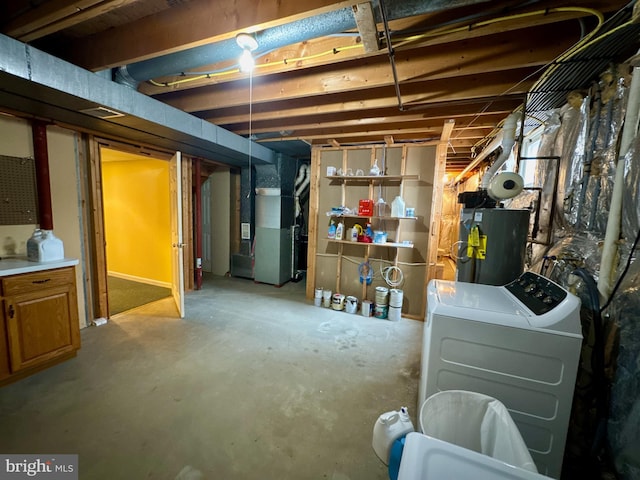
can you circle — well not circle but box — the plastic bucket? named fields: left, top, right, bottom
left=322, top=289, right=332, bottom=308
left=388, top=305, right=402, bottom=321
left=389, top=289, right=403, bottom=308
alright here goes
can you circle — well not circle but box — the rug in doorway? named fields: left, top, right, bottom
left=107, top=276, right=171, bottom=315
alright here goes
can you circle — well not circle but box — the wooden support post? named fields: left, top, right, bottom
left=423, top=119, right=455, bottom=317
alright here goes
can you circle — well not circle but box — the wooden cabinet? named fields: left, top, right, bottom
left=1, top=266, right=80, bottom=385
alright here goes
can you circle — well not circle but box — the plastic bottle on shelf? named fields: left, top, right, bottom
left=335, top=221, right=344, bottom=240
left=370, top=159, right=381, bottom=176
left=328, top=220, right=336, bottom=239
left=391, top=196, right=406, bottom=217
left=364, top=223, right=374, bottom=242
left=377, top=197, right=386, bottom=217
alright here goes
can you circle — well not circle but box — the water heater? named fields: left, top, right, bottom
left=456, top=208, right=530, bottom=285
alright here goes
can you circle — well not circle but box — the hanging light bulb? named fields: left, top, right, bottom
left=239, top=49, right=255, bottom=73
left=236, top=33, right=258, bottom=73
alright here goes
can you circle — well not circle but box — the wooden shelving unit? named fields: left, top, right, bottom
left=308, top=142, right=446, bottom=319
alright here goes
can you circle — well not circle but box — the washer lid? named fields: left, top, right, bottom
left=428, top=278, right=582, bottom=336
left=431, top=280, right=531, bottom=317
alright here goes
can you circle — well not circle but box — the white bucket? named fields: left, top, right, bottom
left=345, top=296, right=358, bottom=314
left=361, top=300, right=373, bottom=317
left=389, top=289, right=403, bottom=308
left=388, top=305, right=402, bottom=321
left=375, top=286, right=389, bottom=306
left=322, top=289, right=332, bottom=308
left=314, top=287, right=323, bottom=306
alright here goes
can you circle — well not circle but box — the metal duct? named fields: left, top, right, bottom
left=114, top=0, right=490, bottom=88
left=0, top=33, right=277, bottom=167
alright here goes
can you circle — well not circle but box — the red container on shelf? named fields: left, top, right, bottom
left=358, top=199, right=374, bottom=216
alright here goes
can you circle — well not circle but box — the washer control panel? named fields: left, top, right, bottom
left=505, top=271, right=568, bottom=315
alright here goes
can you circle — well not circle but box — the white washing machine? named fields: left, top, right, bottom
left=418, top=272, right=582, bottom=479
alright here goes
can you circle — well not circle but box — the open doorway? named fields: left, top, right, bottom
left=200, top=168, right=232, bottom=277
left=101, top=147, right=172, bottom=315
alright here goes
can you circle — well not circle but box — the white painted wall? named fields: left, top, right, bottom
left=0, top=115, right=88, bottom=328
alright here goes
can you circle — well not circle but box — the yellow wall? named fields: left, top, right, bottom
left=102, top=155, right=171, bottom=285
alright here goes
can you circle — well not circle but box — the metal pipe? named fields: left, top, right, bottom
left=379, top=0, right=403, bottom=111
left=194, top=158, right=203, bottom=290
left=598, top=54, right=640, bottom=302
left=31, top=120, right=53, bottom=231
left=576, top=83, right=601, bottom=227
left=589, top=97, right=614, bottom=230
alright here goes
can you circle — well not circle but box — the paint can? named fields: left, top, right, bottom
left=388, top=305, right=402, bottom=321
left=322, top=289, right=332, bottom=308
left=361, top=300, right=373, bottom=317
left=332, top=293, right=345, bottom=311
left=374, top=304, right=389, bottom=319
left=375, top=286, right=389, bottom=306
left=314, top=287, right=323, bottom=307
left=345, top=296, right=358, bottom=314
left=389, top=289, right=403, bottom=308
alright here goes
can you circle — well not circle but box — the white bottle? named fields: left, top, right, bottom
left=372, top=406, right=415, bottom=464
left=335, top=221, right=344, bottom=240
left=391, top=196, right=406, bottom=217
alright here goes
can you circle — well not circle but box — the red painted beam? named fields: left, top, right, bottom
left=31, top=120, right=53, bottom=231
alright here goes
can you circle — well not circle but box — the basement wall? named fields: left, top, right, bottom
left=0, top=114, right=88, bottom=328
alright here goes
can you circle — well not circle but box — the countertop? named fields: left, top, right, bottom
left=0, top=257, right=79, bottom=277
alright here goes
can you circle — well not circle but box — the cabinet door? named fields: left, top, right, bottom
left=0, top=305, right=11, bottom=380
left=4, top=284, right=80, bottom=372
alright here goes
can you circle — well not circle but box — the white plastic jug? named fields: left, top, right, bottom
left=26, top=229, right=64, bottom=262
left=391, top=196, right=406, bottom=217
left=372, top=407, right=415, bottom=464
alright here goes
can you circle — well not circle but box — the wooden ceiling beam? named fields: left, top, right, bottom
left=235, top=121, right=497, bottom=140
left=156, top=25, right=571, bottom=111
left=143, top=13, right=579, bottom=96
left=197, top=73, right=534, bottom=129
left=163, top=66, right=536, bottom=118
left=66, top=0, right=358, bottom=70
left=3, top=0, right=136, bottom=41
left=204, top=98, right=521, bottom=125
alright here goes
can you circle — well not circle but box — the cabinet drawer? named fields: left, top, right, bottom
left=2, top=267, right=75, bottom=296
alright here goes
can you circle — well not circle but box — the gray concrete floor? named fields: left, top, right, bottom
left=0, top=274, right=423, bottom=479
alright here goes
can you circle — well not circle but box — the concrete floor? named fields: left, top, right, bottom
left=0, top=274, right=423, bottom=479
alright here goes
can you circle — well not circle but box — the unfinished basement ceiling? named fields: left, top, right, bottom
left=1, top=0, right=639, bottom=175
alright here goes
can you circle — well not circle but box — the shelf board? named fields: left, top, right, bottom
left=327, top=238, right=413, bottom=248
left=328, top=213, right=418, bottom=220
left=325, top=174, right=420, bottom=182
